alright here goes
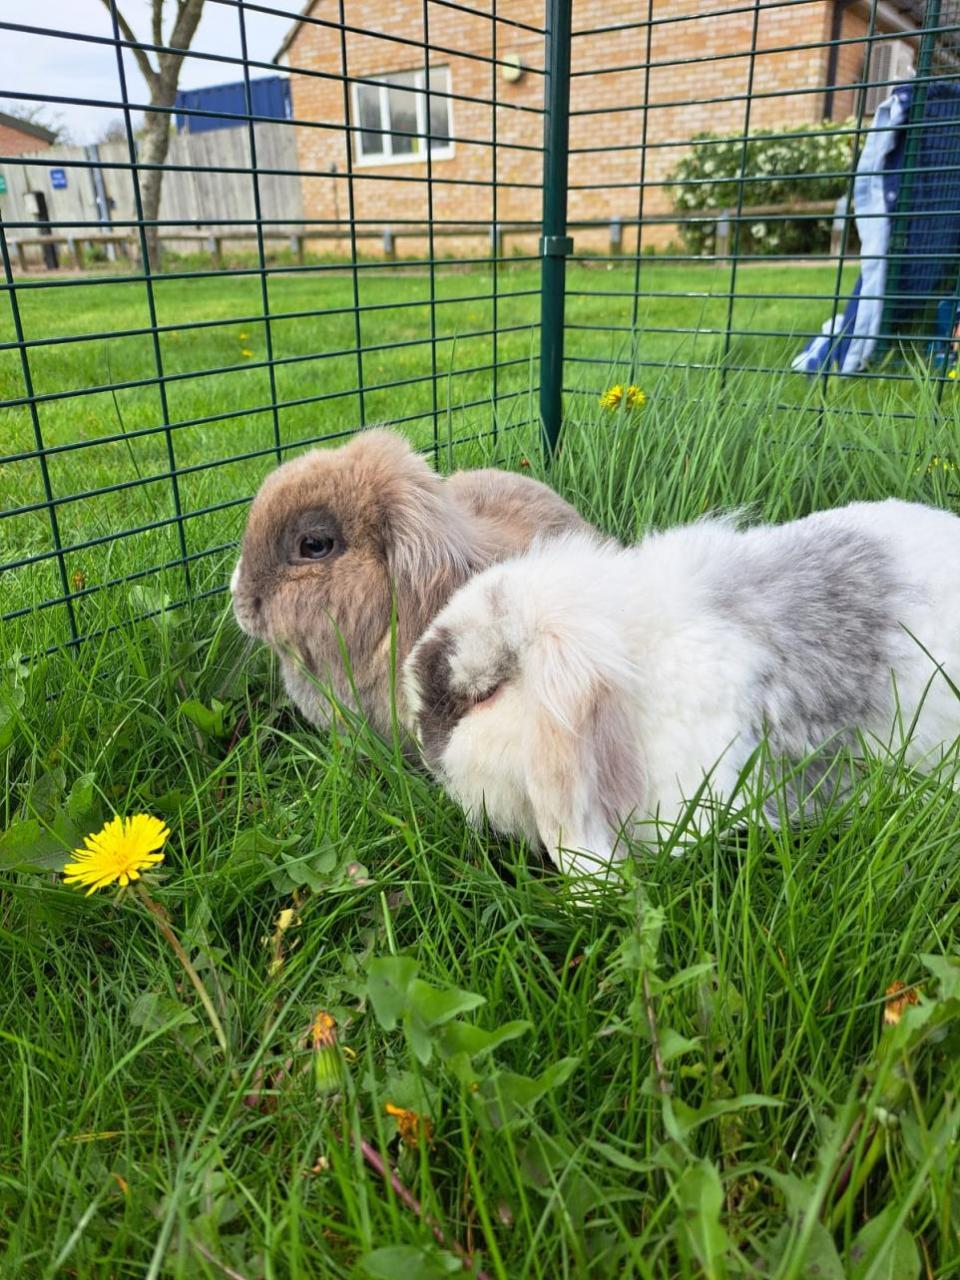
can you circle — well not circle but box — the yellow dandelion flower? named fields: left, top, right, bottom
left=240, top=348, right=253, bottom=359
left=312, top=1009, right=337, bottom=1049
left=883, top=979, right=920, bottom=1026
left=385, top=1101, right=434, bottom=1149
left=599, top=383, right=646, bottom=412
left=948, top=368, right=958, bottom=380
left=63, top=814, right=169, bottom=896
left=276, top=907, right=298, bottom=933
left=239, top=332, right=249, bottom=341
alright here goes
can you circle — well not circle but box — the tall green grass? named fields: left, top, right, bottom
left=1, top=260, right=883, bottom=632
left=2, top=271, right=960, bottom=1277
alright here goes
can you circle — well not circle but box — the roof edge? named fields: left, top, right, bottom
left=0, top=110, right=57, bottom=144
left=272, top=0, right=321, bottom=64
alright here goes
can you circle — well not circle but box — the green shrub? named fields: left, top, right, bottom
left=669, top=118, right=856, bottom=256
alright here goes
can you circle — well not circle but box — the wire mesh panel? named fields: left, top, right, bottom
left=0, top=1, right=546, bottom=651
left=560, top=0, right=960, bottom=399
left=880, top=1, right=960, bottom=351
left=3, top=0, right=960, bottom=655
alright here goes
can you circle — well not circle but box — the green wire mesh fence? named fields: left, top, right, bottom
left=2, top=0, right=960, bottom=651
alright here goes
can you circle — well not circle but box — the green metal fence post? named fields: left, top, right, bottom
left=539, top=0, right=573, bottom=459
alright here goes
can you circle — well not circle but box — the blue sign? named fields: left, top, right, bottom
left=50, top=168, right=67, bottom=189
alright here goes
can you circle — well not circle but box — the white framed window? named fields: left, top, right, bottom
left=351, top=67, right=454, bottom=166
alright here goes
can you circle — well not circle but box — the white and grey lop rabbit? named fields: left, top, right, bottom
left=403, top=499, right=960, bottom=875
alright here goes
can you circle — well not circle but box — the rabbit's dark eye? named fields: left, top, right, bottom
left=298, top=534, right=337, bottom=560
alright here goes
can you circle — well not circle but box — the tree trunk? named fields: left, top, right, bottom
left=101, top=0, right=207, bottom=273
left=138, top=98, right=176, bottom=272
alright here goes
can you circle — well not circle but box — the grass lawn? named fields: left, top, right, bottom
left=0, top=257, right=897, bottom=635
left=2, top=261, right=960, bottom=1277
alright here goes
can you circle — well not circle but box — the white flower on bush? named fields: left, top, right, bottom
left=669, top=116, right=857, bottom=255
left=751, top=223, right=767, bottom=238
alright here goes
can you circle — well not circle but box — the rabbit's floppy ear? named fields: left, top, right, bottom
left=351, top=431, right=494, bottom=654
left=522, top=613, right=644, bottom=876
left=349, top=430, right=481, bottom=578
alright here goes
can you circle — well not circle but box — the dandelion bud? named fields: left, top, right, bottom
left=312, top=1010, right=343, bottom=1095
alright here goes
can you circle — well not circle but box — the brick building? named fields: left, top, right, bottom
left=274, top=1, right=921, bottom=255
left=0, top=111, right=56, bottom=158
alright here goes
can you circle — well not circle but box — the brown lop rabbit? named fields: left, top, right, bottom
left=231, top=428, right=590, bottom=735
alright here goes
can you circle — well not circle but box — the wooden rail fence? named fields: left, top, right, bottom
left=10, top=197, right=852, bottom=271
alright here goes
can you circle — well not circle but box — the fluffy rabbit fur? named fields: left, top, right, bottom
left=231, top=429, right=589, bottom=735
left=403, top=499, right=960, bottom=875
